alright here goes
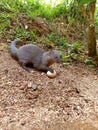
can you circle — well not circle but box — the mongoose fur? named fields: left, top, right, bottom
left=10, top=39, right=61, bottom=72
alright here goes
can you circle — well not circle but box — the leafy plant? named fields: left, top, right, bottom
left=2, top=45, right=9, bottom=49
left=84, top=58, right=93, bottom=65
left=63, top=62, right=70, bottom=66
left=77, top=0, right=95, bottom=5
left=47, top=33, right=69, bottom=47
left=70, top=42, right=81, bottom=52
left=70, top=53, right=78, bottom=59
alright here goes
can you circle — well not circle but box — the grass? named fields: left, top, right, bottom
left=0, top=0, right=68, bottom=19
left=0, top=0, right=97, bottom=38
left=0, top=0, right=69, bottom=40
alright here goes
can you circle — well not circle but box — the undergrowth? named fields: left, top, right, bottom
left=0, top=0, right=69, bottom=39
left=0, top=0, right=97, bottom=38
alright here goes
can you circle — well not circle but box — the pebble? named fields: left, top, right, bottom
left=58, top=80, right=63, bottom=84
left=21, top=120, right=26, bottom=125
left=31, top=85, right=38, bottom=90
left=37, top=85, right=42, bottom=90
left=28, top=82, right=41, bottom=90
left=27, top=94, right=33, bottom=99
left=19, top=86, right=25, bottom=90
left=41, top=72, right=45, bottom=75
left=7, top=39, right=11, bottom=43
left=28, top=82, right=32, bottom=88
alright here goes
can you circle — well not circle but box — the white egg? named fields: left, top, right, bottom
left=47, top=70, right=57, bottom=78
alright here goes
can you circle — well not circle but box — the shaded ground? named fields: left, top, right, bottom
left=0, top=40, right=98, bottom=130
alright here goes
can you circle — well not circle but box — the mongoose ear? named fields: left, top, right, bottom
left=48, top=50, right=54, bottom=55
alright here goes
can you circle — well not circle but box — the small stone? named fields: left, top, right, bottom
left=32, top=85, right=37, bottom=90
left=21, top=120, right=26, bottom=125
left=25, top=25, right=28, bottom=29
left=37, top=85, right=42, bottom=90
left=31, top=70, right=35, bottom=73
left=41, top=72, right=45, bottom=75
left=95, top=70, right=98, bottom=74
left=58, top=80, right=62, bottom=84
left=7, top=39, right=11, bottom=43
left=94, top=76, right=97, bottom=80
left=23, top=81, right=28, bottom=86
left=28, top=82, right=32, bottom=88
left=27, top=94, right=32, bottom=99
left=16, top=83, right=20, bottom=87
left=19, top=86, right=25, bottom=90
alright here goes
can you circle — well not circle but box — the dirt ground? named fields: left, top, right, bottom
left=0, top=40, right=98, bottom=130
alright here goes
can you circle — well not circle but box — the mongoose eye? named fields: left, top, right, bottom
left=55, top=56, right=58, bottom=59
left=55, top=56, right=57, bottom=58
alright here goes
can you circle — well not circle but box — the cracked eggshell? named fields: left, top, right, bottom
left=47, top=70, right=57, bottom=78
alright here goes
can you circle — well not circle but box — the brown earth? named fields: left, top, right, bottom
left=0, top=40, right=98, bottom=130
left=0, top=16, right=98, bottom=130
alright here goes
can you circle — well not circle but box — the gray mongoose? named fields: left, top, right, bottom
left=10, top=39, right=61, bottom=72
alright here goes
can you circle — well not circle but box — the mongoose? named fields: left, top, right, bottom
left=10, top=39, right=61, bottom=72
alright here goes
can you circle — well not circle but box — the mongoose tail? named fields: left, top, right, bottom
left=10, top=39, right=20, bottom=57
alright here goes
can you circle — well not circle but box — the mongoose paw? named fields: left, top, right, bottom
left=22, top=65, right=31, bottom=73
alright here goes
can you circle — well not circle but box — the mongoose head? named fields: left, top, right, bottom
left=42, top=50, right=61, bottom=67
left=48, top=50, right=61, bottom=64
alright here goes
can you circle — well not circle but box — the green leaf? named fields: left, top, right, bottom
left=63, top=55, right=69, bottom=59
left=78, top=0, right=95, bottom=5
left=2, top=45, right=9, bottom=49
left=84, top=58, right=93, bottom=65
left=63, top=62, right=70, bottom=66
left=70, top=53, right=78, bottom=59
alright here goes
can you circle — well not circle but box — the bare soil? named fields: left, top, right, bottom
left=0, top=40, right=98, bottom=130
left=0, top=16, right=98, bottom=130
